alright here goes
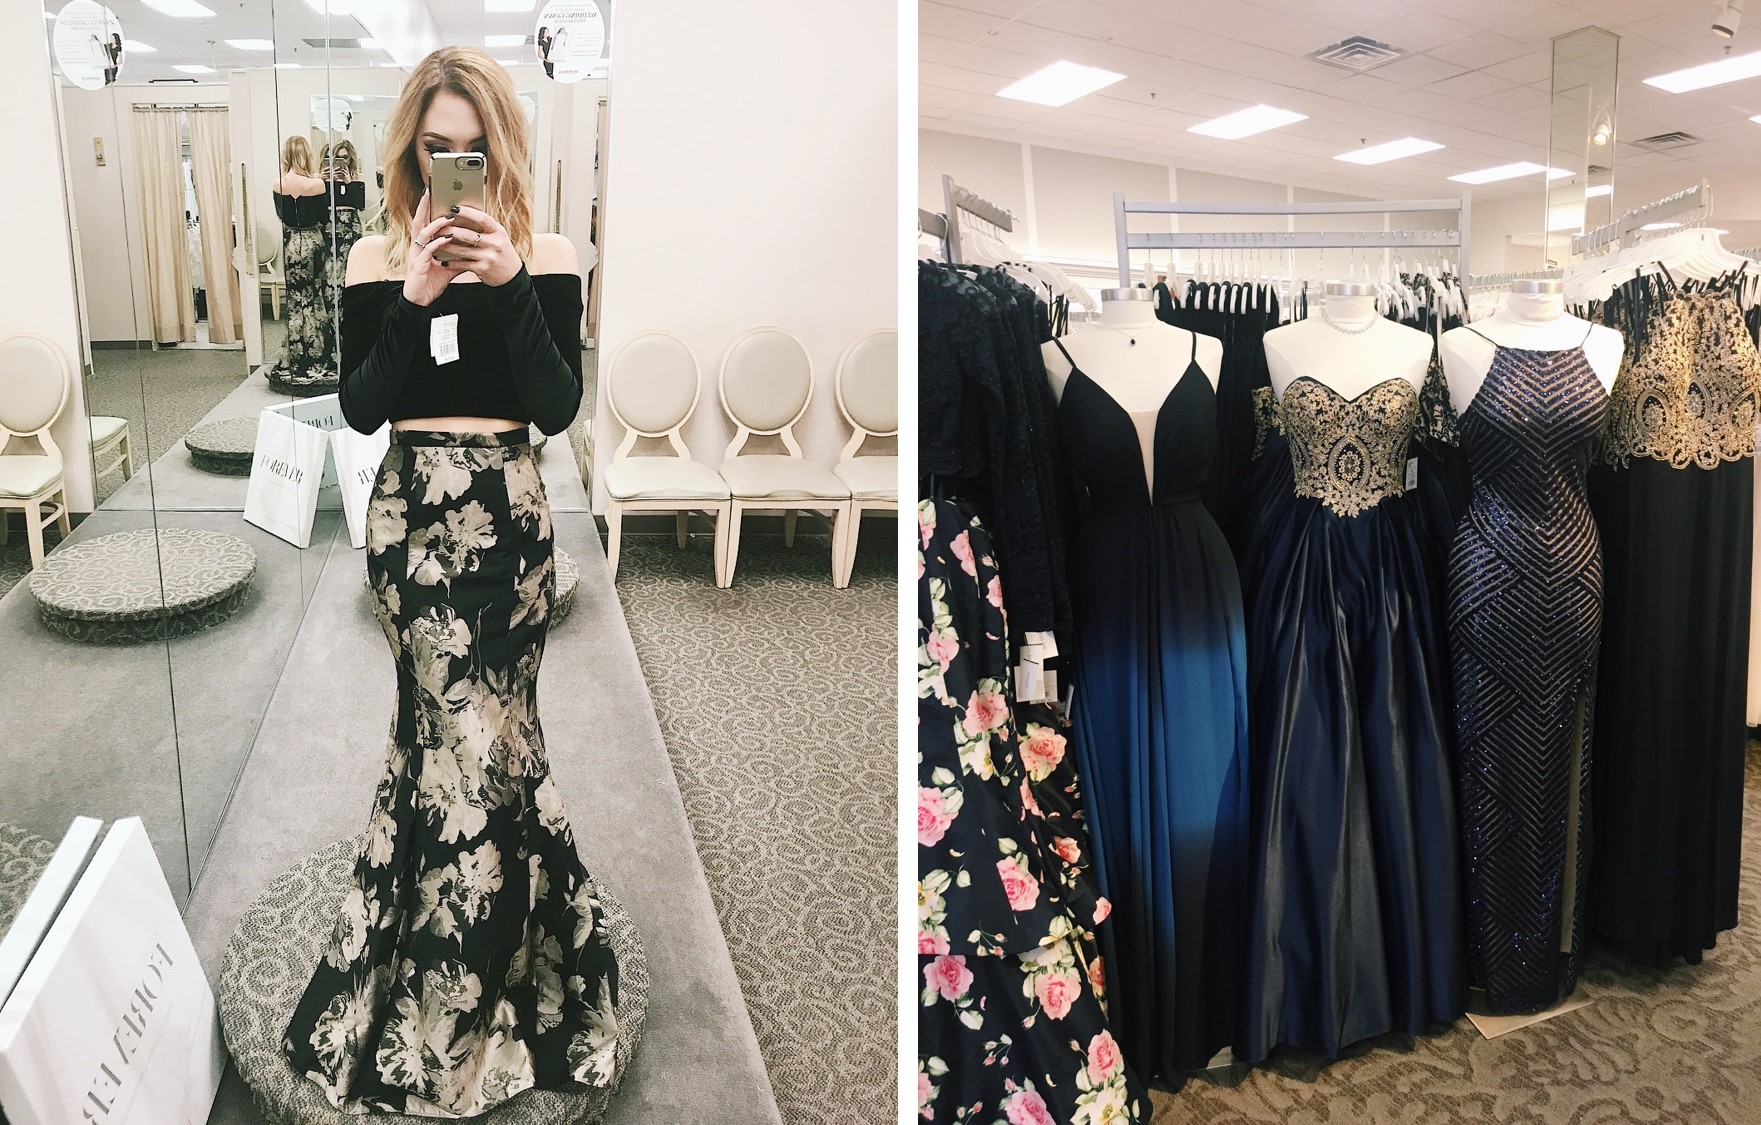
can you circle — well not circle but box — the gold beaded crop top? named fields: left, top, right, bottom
left=1258, top=376, right=1421, bottom=518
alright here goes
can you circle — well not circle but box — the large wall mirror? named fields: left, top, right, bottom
left=2, top=0, right=611, bottom=933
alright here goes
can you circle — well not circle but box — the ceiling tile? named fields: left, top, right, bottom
left=983, top=21, right=1099, bottom=59
left=1477, top=83, right=1555, bottom=114
left=920, top=62, right=1021, bottom=95
left=933, top=0, right=1047, bottom=16
left=1427, top=69, right=1518, bottom=101
left=921, top=85, right=989, bottom=114
left=1323, top=73, right=1411, bottom=105
left=920, top=2, right=1011, bottom=44
left=1369, top=53, right=1470, bottom=87
left=1482, top=52, right=1556, bottom=86
left=1363, top=10, right=1486, bottom=54
left=920, top=35, right=1054, bottom=78
left=1428, top=31, right=1532, bottom=70
left=1449, top=0, right=1570, bottom=32
left=1496, top=7, right=1611, bottom=42
left=1567, top=0, right=1707, bottom=25
left=1020, top=0, right=1154, bottom=38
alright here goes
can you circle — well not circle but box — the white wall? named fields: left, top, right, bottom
left=6, top=4, right=93, bottom=511
left=594, top=1, right=896, bottom=514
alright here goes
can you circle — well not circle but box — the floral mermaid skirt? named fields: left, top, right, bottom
left=282, top=429, right=620, bottom=1116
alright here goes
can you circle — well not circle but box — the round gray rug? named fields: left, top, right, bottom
left=218, top=835, right=648, bottom=1125
left=28, top=528, right=256, bottom=644
left=266, top=368, right=340, bottom=398
left=0, top=823, right=57, bottom=935
left=186, top=417, right=261, bottom=476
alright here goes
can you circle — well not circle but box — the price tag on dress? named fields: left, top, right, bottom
left=430, top=313, right=460, bottom=365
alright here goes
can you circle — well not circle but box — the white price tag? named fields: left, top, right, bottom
left=1405, top=457, right=1418, bottom=491
left=430, top=313, right=460, bottom=365
left=1025, top=630, right=1059, bottom=660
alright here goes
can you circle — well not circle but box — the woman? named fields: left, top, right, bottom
left=320, top=139, right=367, bottom=313
left=280, top=47, right=618, bottom=1117
left=270, top=136, right=336, bottom=391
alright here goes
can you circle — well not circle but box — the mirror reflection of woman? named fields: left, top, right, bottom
left=281, top=47, right=620, bottom=1117
left=320, top=139, right=367, bottom=315
left=269, top=135, right=339, bottom=392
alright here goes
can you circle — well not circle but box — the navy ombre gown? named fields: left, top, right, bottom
left=1236, top=373, right=1465, bottom=1064
left=1053, top=335, right=1250, bottom=1084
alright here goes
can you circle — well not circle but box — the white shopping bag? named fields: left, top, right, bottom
left=331, top=423, right=392, bottom=549
left=243, top=406, right=329, bottom=547
left=0, top=818, right=225, bottom=1125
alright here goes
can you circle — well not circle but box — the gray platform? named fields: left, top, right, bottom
left=186, top=418, right=261, bottom=476
left=28, top=528, right=256, bottom=644
left=218, top=835, right=648, bottom=1124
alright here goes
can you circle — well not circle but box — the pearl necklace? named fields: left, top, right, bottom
left=1320, top=305, right=1377, bottom=335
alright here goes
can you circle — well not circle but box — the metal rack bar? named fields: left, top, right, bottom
left=1570, top=179, right=1710, bottom=257
left=1468, top=268, right=1564, bottom=290
left=1113, top=190, right=1471, bottom=287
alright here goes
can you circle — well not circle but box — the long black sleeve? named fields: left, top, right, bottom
left=338, top=283, right=426, bottom=434
left=489, top=266, right=583, bottom=436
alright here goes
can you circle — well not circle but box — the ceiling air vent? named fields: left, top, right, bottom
left=1307, top=36, right=1407, bottom=73
left=1631, top=131, right=1700, bottom=149
left=1588, top=164, right=1612, bottom=175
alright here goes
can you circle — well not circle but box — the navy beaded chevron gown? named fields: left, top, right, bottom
left=1448, top=327, right=1608, bottom=1015
left=1053, top=335, right=1249, bottom=1084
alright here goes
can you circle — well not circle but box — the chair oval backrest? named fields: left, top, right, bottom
left=0, top=333, right=72, bottom=437
left=719, top=327, right=812, bottom=435
left=836, top=329, right=898, bottom=437
left=607, top=330, right=700, bottom=437
left=255, top=222, right=279, bottom=267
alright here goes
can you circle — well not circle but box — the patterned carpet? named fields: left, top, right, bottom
left=0, top=823, right=57, bottom=935
left=611, top=528, right=897, bottom=1125
left=1150, top=740, right=1761, bottom=1124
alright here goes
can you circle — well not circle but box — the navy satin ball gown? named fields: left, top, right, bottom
left=1236, top=370, right=1465, bottom=1064
left=1052, top=334, right=1250, bottom=1084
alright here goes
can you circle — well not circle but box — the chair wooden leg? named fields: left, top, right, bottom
left=606, top=502, right=624, bottom=580
left=0, top=505, right=9, bottom=546
left=830, top=502, right=853, bottom=589
left=54, top=489, right=71, bottom=537
left=712, top=503, right=730, bottom=586
left=675, top=511, right=688, bottom=549
left=837, top=505, right=861, bottom=588
left=24, top=502, right=47, bottom=570
left=123, top=431, right=134, bottom=479
left=783, top=510, right=798, bottom=548
left=721, top=503, right=745, bottom=588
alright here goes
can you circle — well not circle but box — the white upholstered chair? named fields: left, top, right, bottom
left=832, top=329, right=898, bottom=586
left=716, top=327, right=853, bottom=588
left=257, top=221, right=283, bottom=319
left=0, top=333, right=75, bottom=570
left=88, top=415, right=133, bottom=482
left=602, top=330, right=730, bottom=582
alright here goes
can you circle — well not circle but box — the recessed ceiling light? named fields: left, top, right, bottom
left=485, top=34, right=526, bottom=47
left=997, top=61, right=1125, bottom=107
left=1448, top=161, right=1567, bottom=184
left=1643, top=49, right=1761, bottom=93
left=225, top=39, right=273, bottom=50
left=140, top=0, right=216, bottom=15
left=1189, top=104, right=1307, bottom=140
left=173, top=64, right=216, bottom=74
left=1640, top=221, right=1683, bottom=231
left=274, top=62, right=302, bottom=69
left=1585, top=184, right=1613, bottom=198
left=358, top=38, right=383, bottom=49
left=1334, top=137, right=1443, bottom=165
left=1751, top=114, right=1761, bottom=124
left=485, top=0, right=538, bottom=10
left=123, top=39, right=156, bottom=53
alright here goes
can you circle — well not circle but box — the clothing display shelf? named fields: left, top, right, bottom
left=942, top=174, right=1015, bottom=267
left=1111, top=191, right=1472, bottom=288
left=1569, top=179, right=1711, bottom=258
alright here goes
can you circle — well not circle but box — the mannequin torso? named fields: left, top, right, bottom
left=1263, top=294, right=1432, bottom=400
left=1043, top=297, right=1222, bottom=498
left=1441, top=292, right=1622, bottom=417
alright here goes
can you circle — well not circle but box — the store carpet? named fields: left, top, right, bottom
left=610, top=528, right=898, bottom=1125
left=1150, top=740, right=1761, bottom=1124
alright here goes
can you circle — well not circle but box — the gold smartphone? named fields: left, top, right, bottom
left=428, top=152, right=485, bottom=263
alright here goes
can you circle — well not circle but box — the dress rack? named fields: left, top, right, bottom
left=1468, top=268, right=1563, bottom=290
left=1111, top=191, right=1472, bottom=288
left=1569, top=179, right=1711, bottom=258
left=918, top=208, right=951, bottom=261
left=943, top=174, right=1016, bottom=267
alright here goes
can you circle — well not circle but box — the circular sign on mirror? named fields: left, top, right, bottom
left=533, top=0, right=607, bottom=84
left=53, top=0, right=126, bottom=91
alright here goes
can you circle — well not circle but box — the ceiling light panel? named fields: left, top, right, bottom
left=997, top=61, right=1126, bottom=107
left=485, top=34, right=526, bottom=47
left=1586, top=184, right=1614, bottom=197
left=1188, top=104, right=1308, bottom=140
left=173, top=64, right=216, bottom=73
left=140, top=0, right=216, bottom=15
left=1447, top=161, right=1565, bottom=184
left=1334, top=137, right=1444, bottom=165
left=1643, top=49, right=1761, bottom=93
left=123, top=40, right=156, bottom=52
left=225, top=39, right=274, bottom=50
left=484, top=0, right=538, bottom=10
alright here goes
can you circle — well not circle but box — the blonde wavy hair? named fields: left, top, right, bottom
left=322, top=138, right=359, bottom=180
left=381, top=47, right=533, bottom=276
left=280, top=135, right=314, bottom=177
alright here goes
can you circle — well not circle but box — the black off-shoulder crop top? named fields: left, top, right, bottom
left=338, top=267, right=584, bottom=436
left=273, top=181, right=365, bottom=229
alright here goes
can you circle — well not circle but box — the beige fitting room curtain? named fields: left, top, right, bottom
left=187, top=108, right=242, bottom=344
left=132, top=107, right=195, bottom=344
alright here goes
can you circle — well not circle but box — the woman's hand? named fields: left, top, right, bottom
left=436, top=205, right=523, bottom=286
left=403, top=189, right=464, bottom=306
